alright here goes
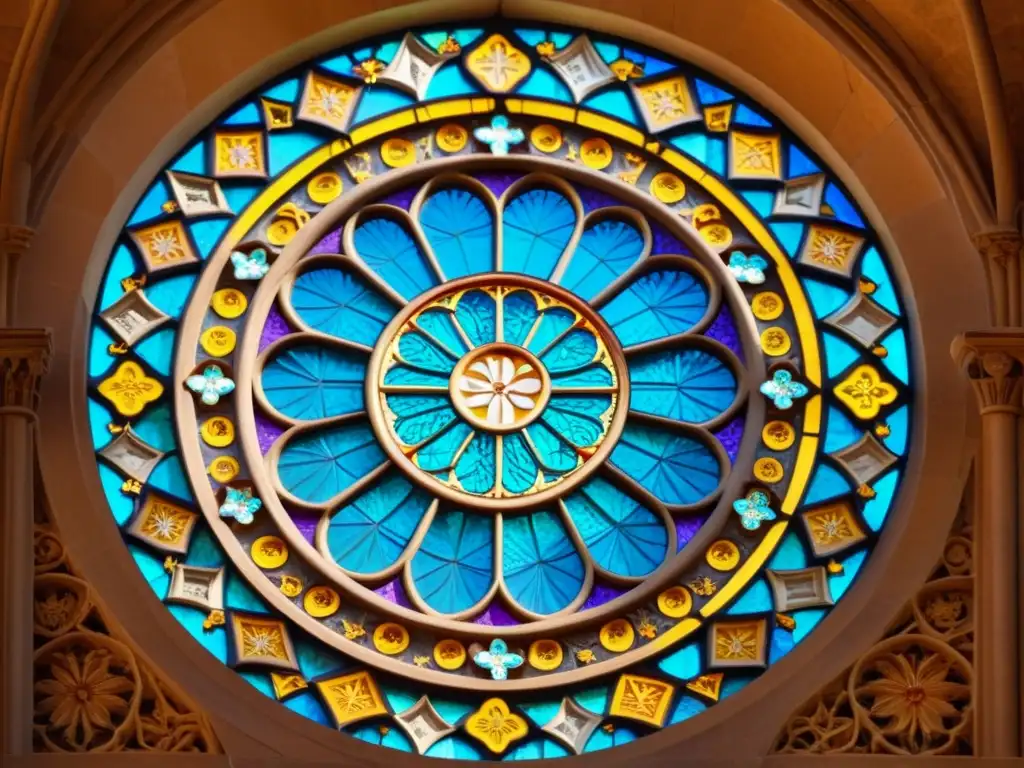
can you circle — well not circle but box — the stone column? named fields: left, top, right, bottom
left=0, top=329, right=51, bottom=756
left=953, top=331, right=1024, bottom=756
left=0, top=225, right=34, bottom=327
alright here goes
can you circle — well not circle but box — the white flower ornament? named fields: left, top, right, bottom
left=230, top=248, right=270, bottom=280
left=186, top=364, right=236, bottom=406
left=458, top=354, right=542, bottom=426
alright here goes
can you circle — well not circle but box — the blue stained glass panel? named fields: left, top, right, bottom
left=421, top=188, right=495, bottom=278
left=610, top=423, right=721, bottom=506
left=600, top=267, right=708, bottom=345
left=353, top=217, right=438, bottom=299
left=561, top=218, right=645, bottom=301
left=261, top=345, right=367, bottom=420
left=278, top=421, right=386, bottom=503
left=454, top=289, right=497, bottom=347
left=503, top=509, right=585, bottom=614
left=410, top=511, right=493, bottom=614
left=502, top=188, right=576, bottom=278
left=629, top=347, right=737, bottom=423
left=291, top=265, right=396, bottom=346
left=518, top=69, right=573, bottom=101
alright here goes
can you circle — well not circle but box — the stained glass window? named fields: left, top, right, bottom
left=88, top=22, right=913, bottom=758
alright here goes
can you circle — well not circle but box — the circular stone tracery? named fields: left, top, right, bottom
left=369, top=276, right=628, bottom=508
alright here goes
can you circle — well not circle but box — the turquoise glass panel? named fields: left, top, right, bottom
left=352, top=88, right=416, bottom=125
left=384, top=687, right=418, bottom=713
left=584, top=726, right=636, bottom=752
left=263, top=78, right=300, bottom=102
left=768, top=531, right=808, bottom=570
left=432, top=699, right=474, bottom=723
left=561, top=218, right=645, bottom=301
left=169, top=603, right=228, bottom=659
left=88, top=397, right=112, bottom=449
left=803, top=279, right=849, bottom=318
left=426, top=738, right=482, bottom=760
left=734, top=104, right=772, bottom=127
left=170, top=140, right=205, bottom=174
left=145, top=274, right=196, bottom=318
left=505, top=739, right=570, bottom=760
left=386, top=394, right=458, bottom=446
left=99, top=245, right=138, bottom=311
left=225, top=571, right=268, bottom=612
left=864, top=469, right=900, bottom=531
left=98, top=464, right=133, bottom=525
left=549, top=364, right=612, bottom=388
left=453, top=28, right=484, bottom=45
left=503, top=291, right=540, bottom=347
left=327, top=471, right=432, bottom=574
left=725, top=577, right=772, bottom=614
left=127, top=180, right=170, bottom=226
left=223, top=102, right=261, bottom=125
left=574, top=687, right=609, bottom=715
left=521, top=699, right=561, bottom=726
left=514, top=28, right=546, bottom=46
left=189, top=219, right=230, bottom=257
left=541, top=395, right=612, bottom=448
left=502, top=188, right=576, bottom=278
left=455, top=432, right=497, bottom=493
left=424, top=63, right=479, bottom=99
left=352, top=217, right=437, bottom=299
left=770, top=222, right=805, bottom=258
left=184, top=527, right=224, bottom=568
left=502, top=432, right=541, bottom=494
left=518, top=69, right=572, bottom=101
left=630, top=347, right=737, bottom=423
left=524, top=422, right=577, bottom=473
left=541, top=329, right=598, bottom=373
left=582, top=91, right=640, bottom=126
left=600, top=267, right=708, bottom=345
left=884, top=405, right=909, bottom=455
left=285, top=693, right=330, bottom=726
left=823, top=332, right=860, bottom=379
left=563, top=477, right=668, bottom=576
left=594, top=41, right=619, bottom=63
left=823, top=406, right=860, bottom=453
left=720, top=676, right=754, bottom=699
left=410, top=510, right=493, bottom=614
left=240, top=671, right=275, bottom=698
left=130, top=544, right=170, bottom=597
left=880, top=328, right=910, bottom=384
left=89, top=327, right=116, bottom=378
left=740, top=190, right=773, bottom=218
left=223, top=184, right=261, bottom=214
left=133, top=403, right=176, bottom=452
left=455, top=289, right=497, bottom=347
left=829, top=550, right=867, bottom=599
left=148, top=455, right=193, bottom=501
left=503, top=509, right=585, bottom=614
left=134, top=328, right=174, bottom=376
left=268, top=132, right=323, bottom=176
left=397, top=330, right=457, bottom=373
left=787, top=145, right=821, bottom=177
left=420, top=188, right=495, bottom=277
left=291, top=265, right=396, bottom=346
left=695, top=79, right=733, bottom=104
left=824, top=184, right=865, bottom=228
left=278, top=421, right=386, bottom=503
left=859, top=247, right=900, bottom=314
left=416, top=308, right=471, bottom=357
left=610, top=423, right=721, bottom=506
left=415, top=422, right=473, bottom=472
left=320, top=54, right=353, bottom=74
left=803, top=463, right=852, bottom=505
left=525, top=307, right=575, bottom=355
left=383, top=364, right=450, bottom=387
left=669, top=696, right=707, bottom=725
left=351, top=725, right=414, bottom=751
left=657, top=642, right=701, bottom=679
left=261, top=345, right=367, bottom=420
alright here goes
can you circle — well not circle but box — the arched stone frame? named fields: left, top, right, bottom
left=16, top=0, right=985, bottom=761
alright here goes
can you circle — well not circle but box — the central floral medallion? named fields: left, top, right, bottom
left=367, top=274, right=628, bottom=510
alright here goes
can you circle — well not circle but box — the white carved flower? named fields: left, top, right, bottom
left=458, top=355, right=542, bottom=426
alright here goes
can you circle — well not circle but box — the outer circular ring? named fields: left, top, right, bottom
left=368, top=273, right=629, bottom=512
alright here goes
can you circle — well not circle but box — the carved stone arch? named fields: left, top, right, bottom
left=15, top=0, right=984, bottom=761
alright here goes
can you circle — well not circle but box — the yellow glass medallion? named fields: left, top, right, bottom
left=433, top=639, right=467, bottom=670
left=751, top=292, right=784, bottom=321
left=465, top=34, right=531, bottom=92
left=381, top=137, right=417, bottom=168
left=373, top=623, right=410, bottom=655
left=98, top=361, right=164, bottom=417
left=207, top=455, right=240, bottom=483
left=528, top=639, right=563, bottom=671
left=762, top=420, right=795, bottom=450
left=706, top=540, right=741, bottom=572
left=580, top=138, right=613, bottom=170
left=760, top=327, right=791, bottom=356
left=834, top=364, right=898, bottom=420
left=657, top=586, right=692, bottom=618
left=279, top=575, right=303, bottom=597
left=251, top=535, right=289, bottom=569
left=465, top=698, right=528, bottom=754
left=698, top=223, right=733, bottom=251
left=650, top=172, right=686, bottom=203
left=436, top=123, right=468, bottom=153
left=304, top=586, right=341, bottom=618
left=599, top=619, right=635, bottom=652
left=307, top=172, right=343, bottom=204
left=753, top=457, right=785, bottom=484
left=200, top=416, right=235, bottom=447
left=200, top=326, right=237, bottom=357
left=266, top=202, right=310, bottom=246
left=530, top=124, right=562, bottom=153
left=211, top=288, right=248, bottom=319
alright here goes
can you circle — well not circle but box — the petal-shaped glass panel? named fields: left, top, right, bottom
left=352, top=216, right=437, bottom=299
left=414, top=422, right=474, bottom=472
left=503, top=290, right=540, bottom=346
left=610, top=423, right=721, bottom=506
left=541, top=395, right=612, bottom=447
left=290, top=265, right=396, bottom=346
left=541, top=328, right=598, bottom=373
left=397, top=331, right=458, bottom=373
left=629, top=347, right=737, bottom=423
left=501, top=187, right=576, bottom=277
left=524, top=423, right=579, bottom=473
left=409, top=510, right=494, bottom=614
left=454, top=432, right=497, bottom=494
left=563, top=477, right=668, bottom=577
left=550, top=365, right=614, bottom=388
left=278, top=421, right=386, bottom=503
left=325, top=470, right=432, bottom=574
left=454, top=289, right=497, bottom=348
left=600, top=267, right=709, bottom=345
left=502, top=432, right=540, bottom=494
left=387, top=394, right=458, bottom=446
left=525, top=306, right=576, bottom=355
left=560, top=218, right=645, bottom=301
left=419, top=187, right=494, bottom=278
left=382, top=364, right=450, bottom=387
left=416, top=308, right=471, bottom=357
left=502, top=509, right=585, bottom=614
left=261, top=344, right=366, bottom=421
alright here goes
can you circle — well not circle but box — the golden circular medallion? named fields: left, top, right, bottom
left=207, top=455, right=240, bottom=483
left=657, top=586, right=693, bottom=618
left=200, top=416, right=235, bottom=447
left=706, top=540, right=741, bottom=571
left=307, top=172, right=343, bottom=204
left=251, top=535, right=289, bottom=569
left=751, top=292, right=784, bottom=321
left=650, top=172, right=686, bottom=203
left=433, top=639, right=467, bottom=670
left=762, top=420, right=795, bottom=451
left=381, top=138, right=416, bottom=168
left=692, top=203, right=722, bottom=227
left=760, top=327, right=792, bottom=356
left=436, top=123, right=468, bottom=153
left=373, top=623, right=410, bottom=655
left=699, top=223, right=733, bottom=251
left=267, top=218, right=300, bottom=247
left=200, top=326, right=237, bottom=357
left=753, top=457, right=785, bottom=484
left=580, top=138, right=613, bottom=169
left=211, top=288, right=247, bottom=319
left=303, top=585, right=341, bottom=618
left=528, top=639, right=564, bottom=671
left=599, top=619, right=635, bottom=653
left=279, top=575, right=303, bottom=597
left=530, top=124, right=563, bottom=153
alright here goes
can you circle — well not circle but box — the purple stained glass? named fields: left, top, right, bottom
left=258, top=301, right=292, bottom=353
left=375, top=578, right=414, bottom=608
left=675, top=515, right=707, bottom=550
left=475, top=171, right=523, bottom=198
left=286, top=504, right=319, bottom=545
left=583, top=581, right=629, bottom=611
left=714, top=416, right=745, bottom=464
left=574, top=185, right=621, bottom=213
left=651, top=222, right=692, bottom=256
left=473, top=601, right=520, bottom=627
left=379, top=185, right=419, bottom=210
left=704, top=303, right=743, bottom=361
left=255, top=409, right=286, bottom=456
left=308, top=228, right=340, bottom=256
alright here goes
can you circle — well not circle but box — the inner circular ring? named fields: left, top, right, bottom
left=448, top=342, right=552, bottom=434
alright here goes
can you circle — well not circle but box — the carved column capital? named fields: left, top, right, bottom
left=952, top=331, right=1024, bottom=414
left=0, top=224, right=34, bottom=257
left=972, top=229, right=1023, bottom=267
left=0, top=328, right=52, bottom=411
